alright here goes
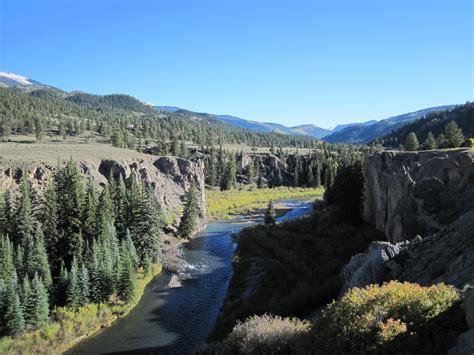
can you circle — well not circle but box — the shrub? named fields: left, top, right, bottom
left=222, top=314, right=310, bottom=354
left=312, top=281, right=460, bottom=354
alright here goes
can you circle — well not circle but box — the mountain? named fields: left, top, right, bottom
left=377, top=103, right=473, bottom=147
left=322, top=105, right=457, bottom=144
left=157, top=106, right=331, bottom=139
left=0, top=71, right=60, bottom=92
left=156, top=106, right=181, bottom=112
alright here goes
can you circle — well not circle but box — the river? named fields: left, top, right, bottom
left=69, top=199, right=314, bottom=355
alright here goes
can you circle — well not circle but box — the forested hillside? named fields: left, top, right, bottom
left=376, top=103, right=473, bottom=149
left=0, top=87, right=318, bottom=151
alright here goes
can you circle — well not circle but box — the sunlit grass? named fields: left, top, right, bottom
left=206, top=186, right=324, bottom=220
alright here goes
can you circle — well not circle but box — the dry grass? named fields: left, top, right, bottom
left=0, top=141, right=152, bottom=166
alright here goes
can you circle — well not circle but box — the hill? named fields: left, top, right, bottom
left=322, top=105, right=457, bottom=144
left=376, top=103, right=473, bottom=148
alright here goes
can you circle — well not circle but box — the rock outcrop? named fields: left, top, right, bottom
left=363, top=149, right=474, bottom=243
left=0, top=155, right=206, bottom=232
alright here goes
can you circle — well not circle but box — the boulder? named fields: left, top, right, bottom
left=340, top=241, right=404, bottom=295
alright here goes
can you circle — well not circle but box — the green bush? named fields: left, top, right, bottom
left=312, top=281, right=460, bottom=354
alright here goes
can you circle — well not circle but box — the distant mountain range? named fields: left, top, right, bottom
left=0, top=72, right=458, bottom=145
left=157, top=106, right=332, bottom=139
left=322, top=106, right=457, bottom=144
left=158, top=104, right=457, bottom=143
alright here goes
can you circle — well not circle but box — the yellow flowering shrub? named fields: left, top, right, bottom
left=312, top=281, right=460, bottom=354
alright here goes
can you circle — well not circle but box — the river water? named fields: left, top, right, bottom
left=70, top=199, right=313, bottom=355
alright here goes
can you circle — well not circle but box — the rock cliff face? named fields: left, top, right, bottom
left=0, top=155, right=206, bottom=232
left=343, top=149, right=474, bottom=352
left=363, top=149, right=474, bottom=243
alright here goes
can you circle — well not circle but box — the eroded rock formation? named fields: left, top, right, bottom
left=363, top=149, right=474, bottom=243
left=0, top=155, right=206, bottom=232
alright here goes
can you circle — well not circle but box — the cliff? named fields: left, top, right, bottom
left=343, top=148, right=474, bottom=352
left=363, top=149, right=474, bottom=243
left=0, top=155, right=206, bottom=232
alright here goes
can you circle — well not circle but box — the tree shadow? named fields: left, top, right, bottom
left=377, top=300, right=468, bottom=355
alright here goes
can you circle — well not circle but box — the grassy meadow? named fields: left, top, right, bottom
left=206, top=186, right=325, bottom=220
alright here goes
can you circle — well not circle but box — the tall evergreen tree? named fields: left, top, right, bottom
left=56, top=159, right=84, bottom=263
left=14, top=174, right=34, bottom=246
left=4, top=285, right=25, bottom=337
left=41, top=178, right=60, bottom=267
left=0, top=235, right=15, bottom=281
left=117, top=246, right=137, bottom=303
left=264, top=201, right=276, bottom=226
left=24, top=273, right=49, bottom=329
left=208, top=147, right=218, bottom=187
left=0, top=190, right=14, bottom=237
left=78, top=264, right=90, bottom=305
left=178, top=182, right=199, bottom=238
left=28, top=225, right=52, bottom=289
left=423, top=132, right=437, bottom=150
left=444, top=121, right=464, bottom=148
left=114, top=175, right=128, bottom=239
left=67, top=257, right=83, bottom=308
left=82, top=177, right=98, bottom=242
left=404, top=132, right=419, bottom=151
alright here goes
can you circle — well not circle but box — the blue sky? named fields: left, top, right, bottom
left=0, top=0, right=472, bottom=128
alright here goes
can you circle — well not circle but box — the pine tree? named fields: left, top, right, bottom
left=404, top=132, right=419, bottom=151
left=245, top=160, right=254, bottom=184
left=220, top=154, right=237, bottom=191
left=55, top=260, right=68, bottom=306
left=82, top=177, right=98, bottom=242
left=208, top=147, right=218, bottom=187
left=423, top=132, right=437, bottom=150
left=143, top=254, right=152, bottom=276
left=264, top=201, right=276, bottom=226
left=125, top=229, right=139, bottom=270
left=178, top=181, right=199, bottom=238
left=180, top=140, right=189, bottom=159
left=0, top=190, right=14, bottom=237
left=307, top=164, right=315, bottom=187
left=24, top=273, right=49, bottom=329
left=14, top=174, right=34, bottom=246
left=20, top=275, right=31, bottom=307
left=0, top=235, right=15, bottom=281
left=78, top=264, right=90, bottom=305
left=41, top=178, right=60, bottom=267
left=0, top=279, right=6, bottom=333
left=444, top=121, right=464, bottom=148
left=28, top=225, right=52, bottom=289
left=14, top=243, right=26, bottom=280
left=56, top=159, right=84, bottom=263
left=97, top=185, right=115, bottom=233
left=117, top=247, right=137, bottom=303
left=4, top=278, right=25, bottom=336
left=114, top=175, right=128, bottom=239
left=293, top=163, right=299, bottom=187
left=67, top=257, right=83, bottom=308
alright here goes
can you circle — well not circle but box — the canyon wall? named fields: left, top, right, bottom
left=0, top=155, right=207, bottom=232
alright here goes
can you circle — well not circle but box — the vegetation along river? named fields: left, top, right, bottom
left=70, top=199, right=314, bottom=354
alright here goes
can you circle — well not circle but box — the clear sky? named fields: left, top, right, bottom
left=0, top=0, right=472, bottom=128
